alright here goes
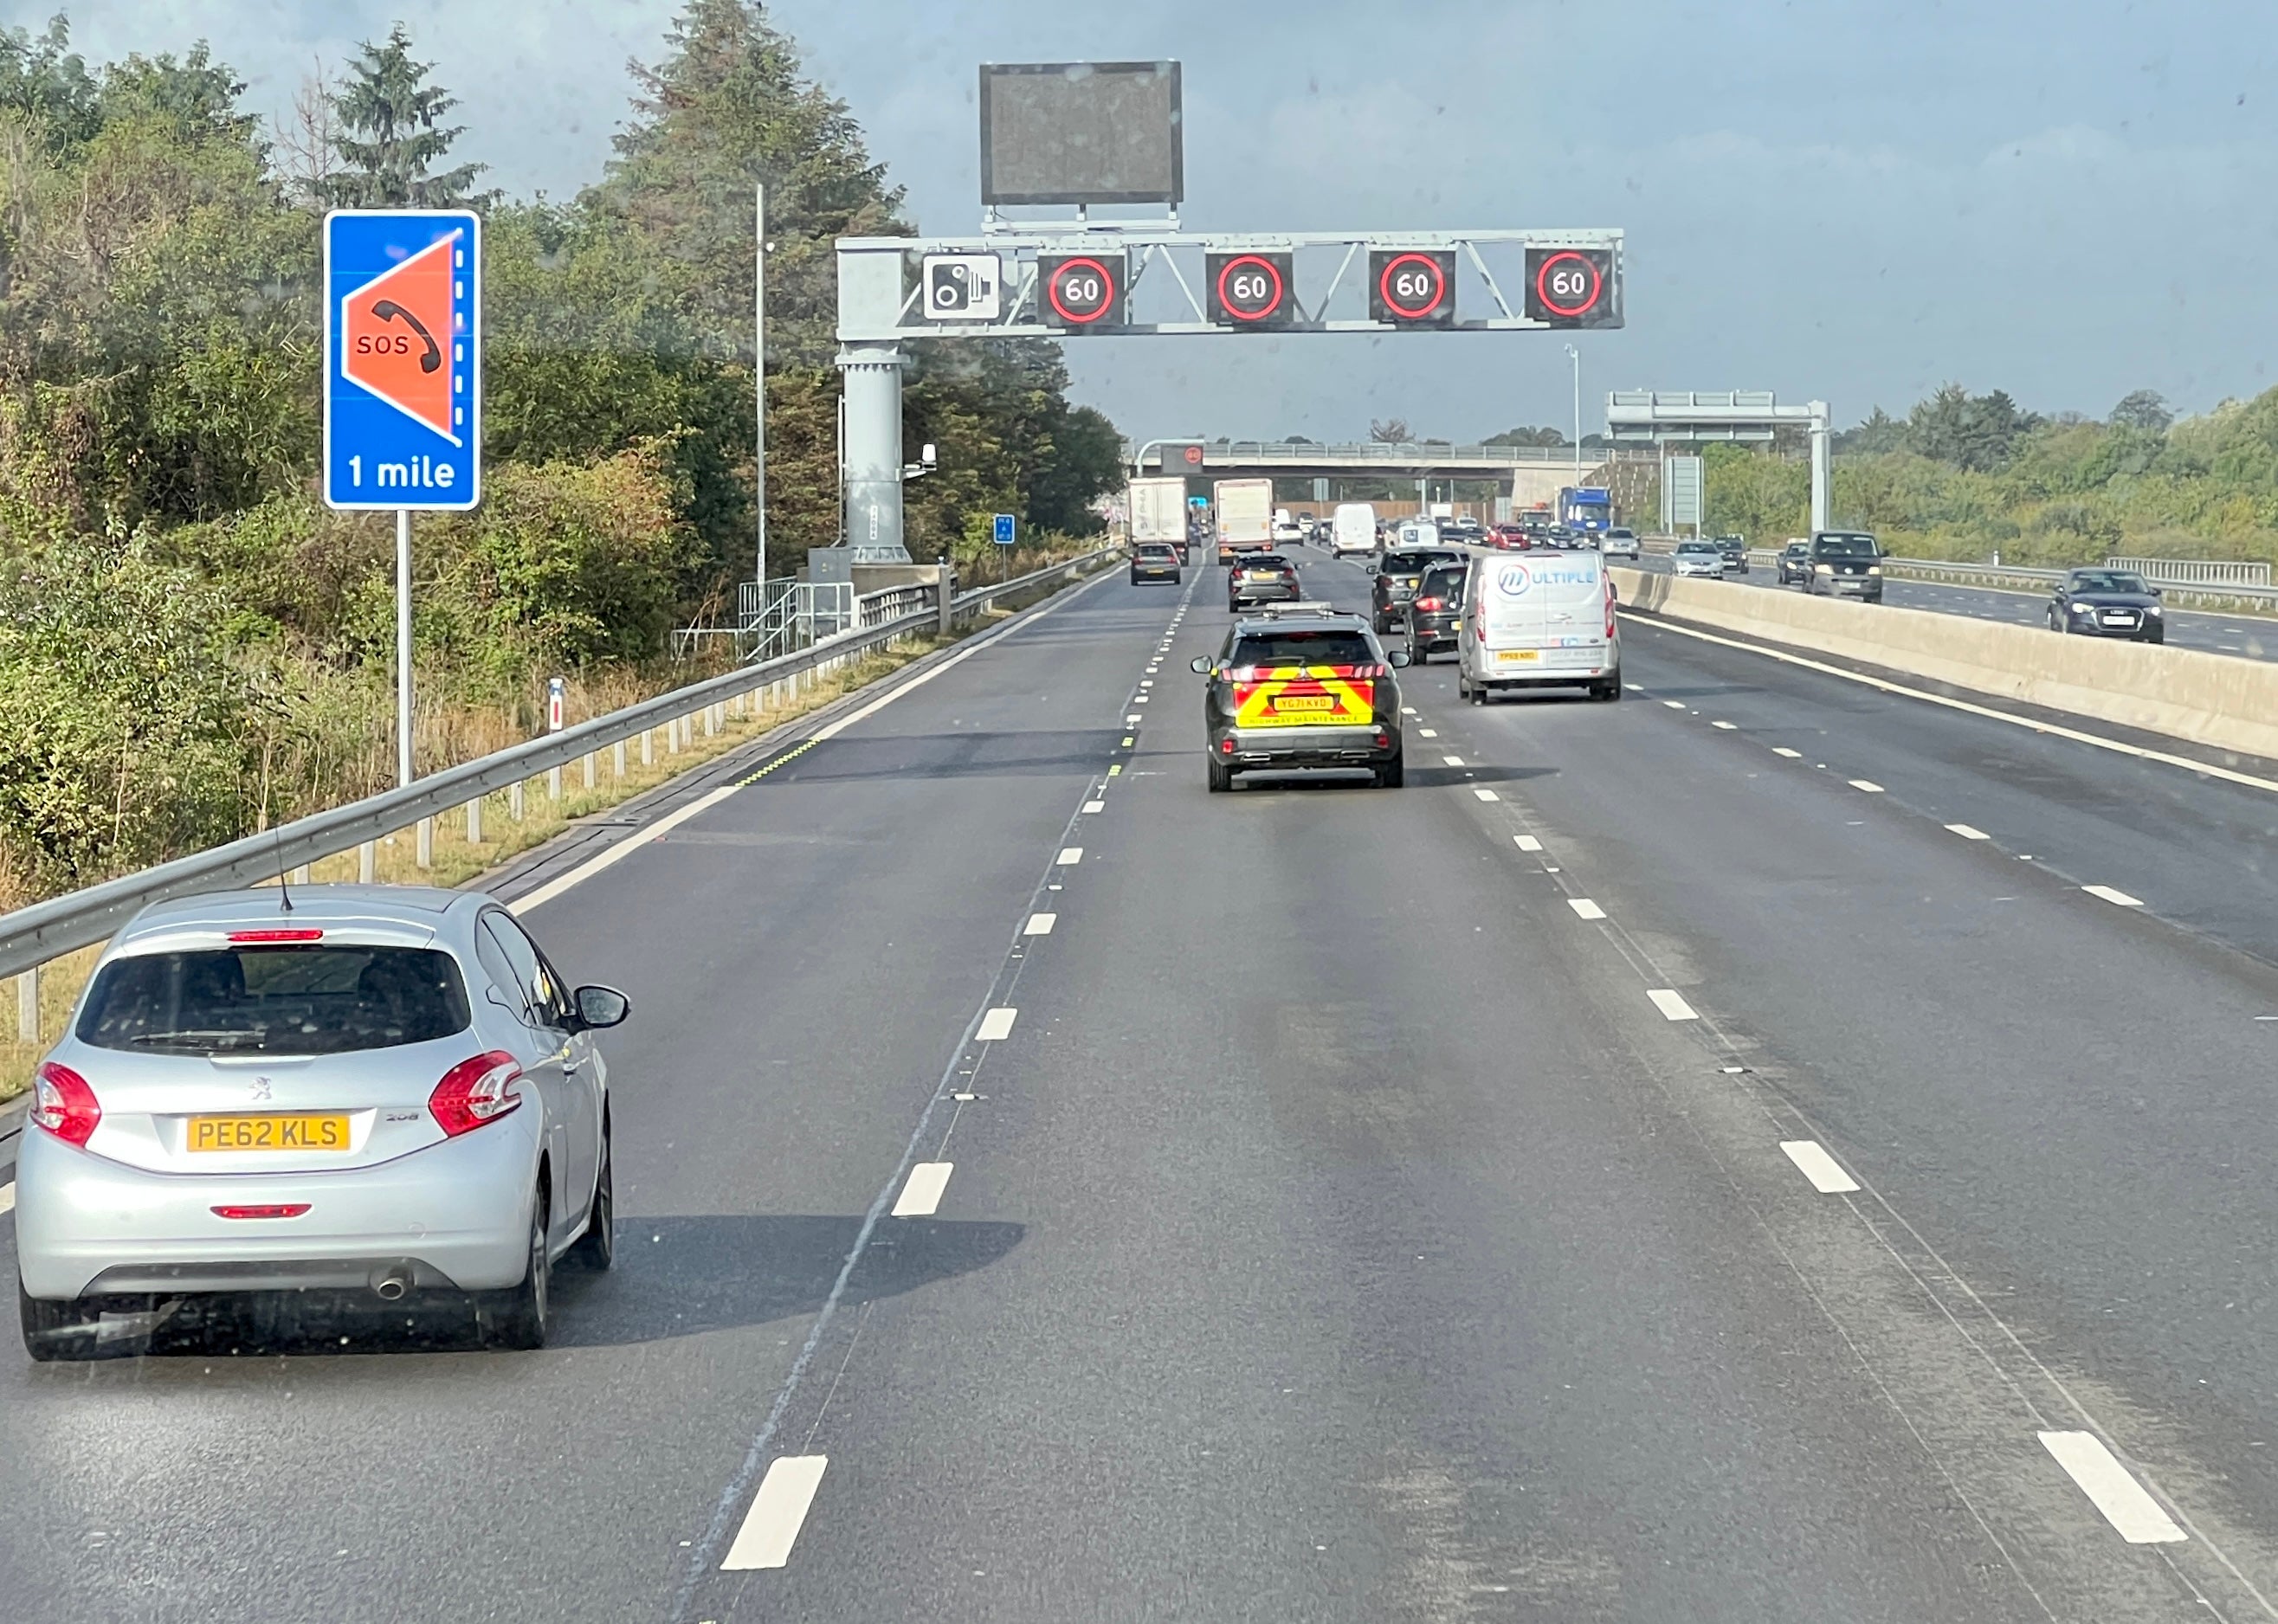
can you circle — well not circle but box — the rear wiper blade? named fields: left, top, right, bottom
left=125, top=1029, right=268, bottom=1050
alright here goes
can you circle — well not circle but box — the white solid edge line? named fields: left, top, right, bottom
left=1514, top=835, right=1544, bottom=852
left=1023, top=912, right=1057, bottom=935
left=2038, top=1432, right=2187, bottom=1543
left=2083, top=885, right=2144, bottom=907
left=512, top=783, right=739, bottom=915
left=891, top=1161, right=954, bottom=1219
left=1473, top=788, right=1500, bottom=802
left=1849, top=779, right=1886, bottom=793
left=1637, top=615, right=2278, bottom=797
left=1081, top=800, right=1105, bottom=814
left=0, top=1181, right=13, bottom=1216
left=1647, top=988, right=1699, bottom=1021
left=1946, top=822, right=1991, bottom=840
left=1779, top=1139, right=1862, bottom=1194
left=1568, top=899, right=1607, bottom=920
left=975, top=1007, right=1017, bottom=1041
left=720, top=1454, right=830, bottom=1569
left=1056, top=847, right=1083, bottom=864
left=1773, top=747, right=1803, bottom=758
left=521, top=567, right=1119, bottom=915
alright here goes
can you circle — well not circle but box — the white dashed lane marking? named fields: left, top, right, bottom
left=1946, top=823, right=1990, bottom=841
left=0, top=1181, right=13, bottom=1215
left=1023, top=913, right=1057, bottom=935
left=1081, top=800, right=1104, bottom=814
left=1514, top=835, right=1544, bottom=853
left=1056, top=847, right=1083, bottom=865
left=975, top=1008, right=1018, bottom=1041
left=1442, top=755, right=1466, bottom=767
left=1568, top=899, right=1607, bottom=920
left=1473, top=789, right=1500, bottom=802
left=1779, top=1140, right=1861, bottom=1194
left=1773, top=747, right=1802, bottom=759
left=1712, top=720, right=1736, bottom=730
left=2038, top=1433, right=2187, bottom=1543
left=721, top=1455, right=829, bottom=1570
left=1849, top=779, right=1885, bottom=794
left=2083, top=886, right=2143, bottom=907
left=1662, top=700, right=1687, bottom=710
left=891, top=1162, right=954, bottom=1219
left=1647, top=989, right=1700, bottom=1021
left=1419, top=729, right=1438, bottom=738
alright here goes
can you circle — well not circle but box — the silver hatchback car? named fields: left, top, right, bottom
left=15, top=886, right=627, bottom=1359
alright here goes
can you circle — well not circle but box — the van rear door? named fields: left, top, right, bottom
left=1472, top=552, right=1612, bottom=675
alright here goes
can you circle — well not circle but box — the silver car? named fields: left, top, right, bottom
left=1671, top=538, right=1726, bottom=578
left=15, top=886, right=626, bottom=1359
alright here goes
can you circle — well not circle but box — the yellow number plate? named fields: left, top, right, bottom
left=1272, top=695, right=1335, bottom=712
left=188, top=1114, right=352, bottom=1152
left=1495, top=649, right=1542, bottom=664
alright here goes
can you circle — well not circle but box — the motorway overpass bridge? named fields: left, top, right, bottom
left=1126, top=440, right=1656, bottom=512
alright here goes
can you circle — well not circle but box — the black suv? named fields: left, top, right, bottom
left=1371, top=547, right=1466, bottom=632
left=1406, top=559, right=1468, bottom=663
left=1191, top=611, right=1410, bottom=791
left=1803, top=531, right=1884, bottom=602
left=1713, top=535, right=1750, bottom=575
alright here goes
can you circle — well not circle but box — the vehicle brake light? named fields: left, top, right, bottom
left=1605, top=580, right=1618, bottom=638
left=30, top=1061, right=100, bottom=1146
left=229, top=928, right=324, bottom=943
left=429, top=1050, right=523, bottom=1137
left=1220, top=737, right=1236, bottom=755
left=1414, top=597, right=1443, bottom=613
left=213, top=1204, right=311, bottom=1220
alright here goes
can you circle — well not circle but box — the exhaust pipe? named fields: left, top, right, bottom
left=371, top=1266, right=413, bottom=1302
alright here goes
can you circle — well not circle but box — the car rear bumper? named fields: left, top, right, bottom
left=1230, top=583, right=1300, bottom=603
left=1410, top=615, right=1460, bottom=648
left=1214, top=724, right=1396, bottom=770
left=1132, top=565, right=1180, bottom=580
left=15, top=1114, right=542, bottom=1299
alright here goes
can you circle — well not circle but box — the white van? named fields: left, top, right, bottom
left=1329, top=503, right=1377, bottom=557
left=1457, top=550, right=1621, bottom=703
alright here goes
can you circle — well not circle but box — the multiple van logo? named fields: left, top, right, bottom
left=1495, top=562, right=1598, bottom=595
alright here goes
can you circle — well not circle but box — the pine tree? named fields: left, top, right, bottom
left=324, top=24, right=484, bottom=208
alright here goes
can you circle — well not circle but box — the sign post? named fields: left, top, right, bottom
left=323, top=209, right=482, bottom=785
left=993, top=512, right=1016, bottom=584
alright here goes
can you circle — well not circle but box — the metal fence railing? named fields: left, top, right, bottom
left=0, top=545, right=1120, bottom=997
left=2107, top=557, right=2273, bottom=589
left=1635, top=538, right=2278, bottom=608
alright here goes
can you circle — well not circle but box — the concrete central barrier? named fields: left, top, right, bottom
left=1611, top=566, right=2278, bottom=762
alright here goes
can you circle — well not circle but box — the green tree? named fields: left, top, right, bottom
left=1907, top=383, right=2037, bottom=472
left=2109, top=389, right=2172, bottom=435
left=324, top=23, right=485, bottom=208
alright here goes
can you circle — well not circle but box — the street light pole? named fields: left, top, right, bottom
left=754, top=184, right=768, bottom=590
left=1565, top=342, right=1581, bottom=490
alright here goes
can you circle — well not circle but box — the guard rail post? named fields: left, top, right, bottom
left=16, top=964, right=37, bottom=1044
left=938, top=555, right=954, bottom=637
left=466, top=795, right=483, bottom=845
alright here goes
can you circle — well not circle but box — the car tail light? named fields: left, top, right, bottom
left=1352, top=662, right=1387, bottom=679
left=30, top=1061, right=100, bottom=1146
left=1374, top=732, right=1390, bottom=749
left=1414, top=596, right=1443, bottom=613
left=213, top=1204, right=311, bottom=1220
left=229, top=928, right=324, bottom=943
left=429, top=1050, right=523, bottom=1137
left=1219, top=737, right=1236, bottom=755
left=1605, top=580, right=1618, bottom=638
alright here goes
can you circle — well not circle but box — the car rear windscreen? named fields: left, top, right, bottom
left=77, top=945, right=473, bottom=1056
left=1138, top=544, right=1176, bottom=558
left=1231, top=630, right=1376, bottom=667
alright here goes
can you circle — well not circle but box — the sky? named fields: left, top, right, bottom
left=35, top=0, right=2278, bottom=445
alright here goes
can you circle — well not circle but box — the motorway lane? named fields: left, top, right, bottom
left=1303, top=545, right=2278, bottom=1616
left=0, top=566, right=1165, bottom=1624
left=1632, top=551, right=2278, bottom=661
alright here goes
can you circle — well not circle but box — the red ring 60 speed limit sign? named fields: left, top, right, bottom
left=1039, top=253, right=1126, bottom=329
left=1207, top=251, right=1294, bottom=327
left=1368, top=249, right=1455, bottom=325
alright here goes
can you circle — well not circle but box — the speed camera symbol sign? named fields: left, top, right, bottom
left=922, top=253, right=1002, bottom=321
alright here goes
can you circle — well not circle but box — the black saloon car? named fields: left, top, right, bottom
left=1406, top=560, right=1468, bottom=663
left=1130, top=542, right=1182, bottom=584
left=2048, top=568, right=2165, bottom=642
left=1371, top=547, right=1466, bottom=632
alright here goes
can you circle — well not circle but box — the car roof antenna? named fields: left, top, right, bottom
left=274, top=828, right=294, bottom=913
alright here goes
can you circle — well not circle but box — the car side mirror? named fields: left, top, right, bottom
left=1190, top=656, right=1213, bottom=674
left=572, top=984, right=632, bottom=1031
left=1387, top=649, right=1412, bottom=668
left=2151, top=586, right=2163, bottom=598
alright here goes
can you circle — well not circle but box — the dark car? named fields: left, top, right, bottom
left=1372, top=547, right=1467, bottom=632
left=1803, top=530, right=1883, bottom=601
left=1130, top=541, right=1182, bottom=585
left=1777, top=539, right=1812, bottom=585
left=2048, top=568, right=2165, bottom=641
left=1713, top=534, right=1749, bottom=575
left=1228, top=552, right=1301, bottom=610
left=1191, top=610, right=1410, bottom=791
left=1406, top=560, right=1469, bottom=663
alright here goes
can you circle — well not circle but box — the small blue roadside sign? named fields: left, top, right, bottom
left=993, top=513, right=1016, bottom=545
left=323, top=209, right=481, bottom=511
